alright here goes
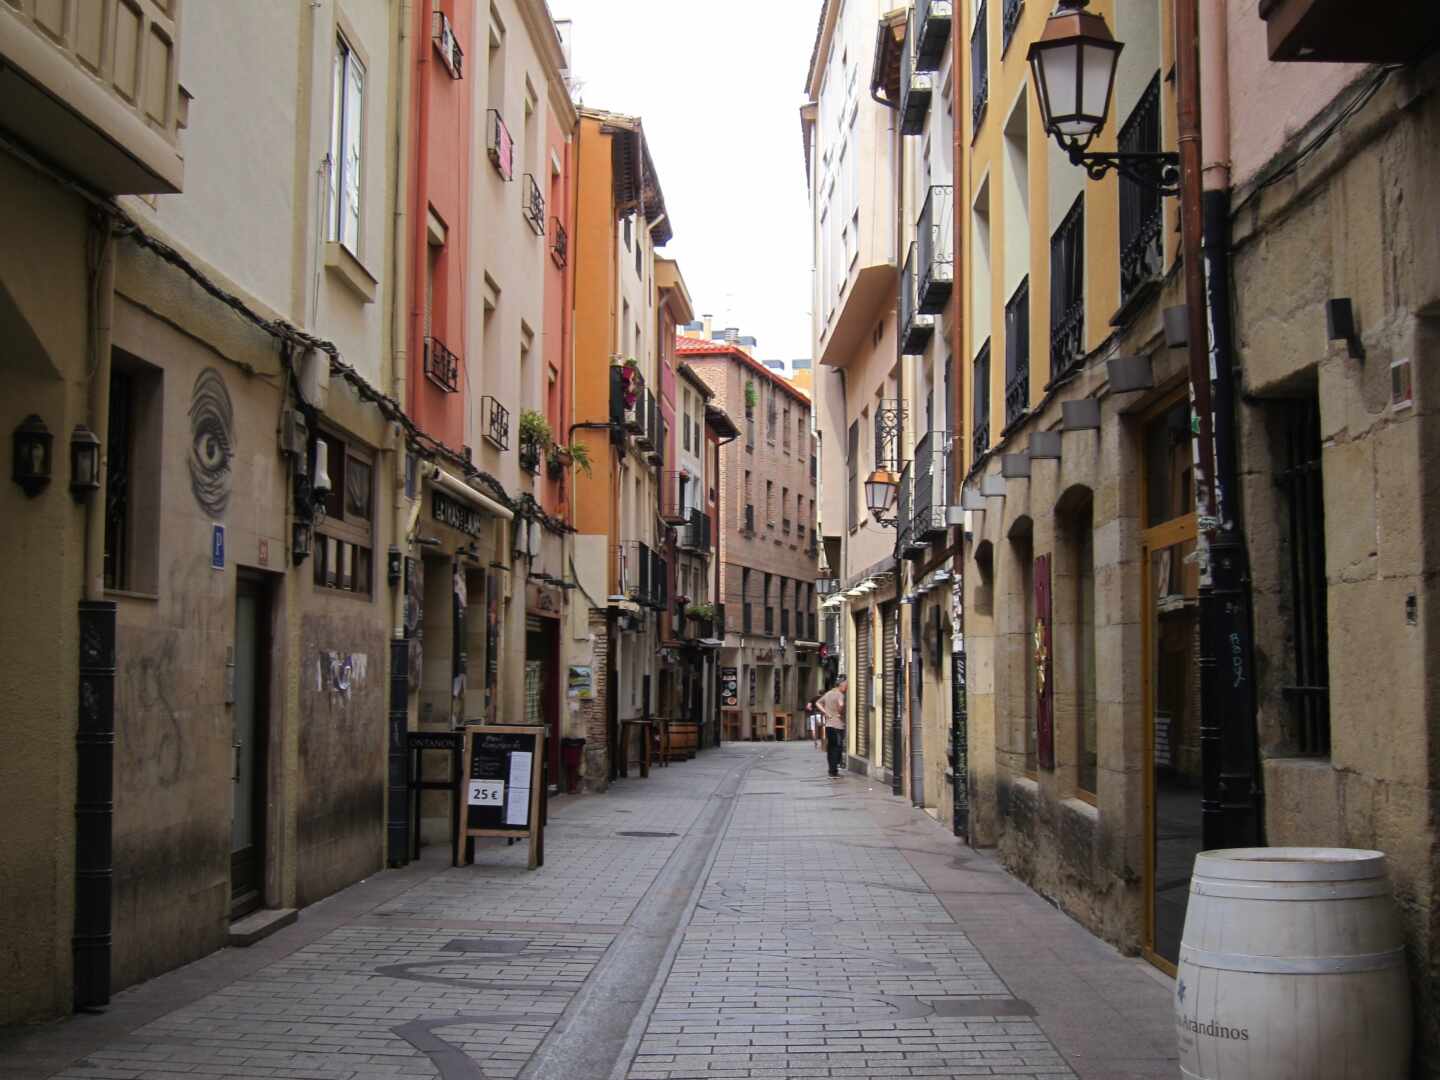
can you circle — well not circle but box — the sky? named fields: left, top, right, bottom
left=548, top=0, right=821, bottom=362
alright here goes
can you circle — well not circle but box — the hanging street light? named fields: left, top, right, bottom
left=864, top=468, right=900, bottom=527
left=1029, top=0, right=1179, bottom=193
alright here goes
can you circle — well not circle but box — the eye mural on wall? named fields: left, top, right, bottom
left=188, top=368, right=235, bottom=517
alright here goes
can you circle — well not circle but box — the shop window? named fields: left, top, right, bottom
left=1008, top=516, right=1036, bottom=775
left=312, top=431, right=375, bottom=596
left=1060, top=487, right=1097, bottom=799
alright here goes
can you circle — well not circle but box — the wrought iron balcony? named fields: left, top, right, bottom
left=1004, top=277, right=1030, bottom=430
left=917, top=185, right=954, bottom=314
left=519, top=432, right=541, bottom=475
left=423, top=336, right=459, bottom=393
left=609, top=364, right=645, bottom=434
left=433, top=9, right=463, bottom=77
left=619, top=541, right=657, bottom=607
left=636, top=388, right=657, bottom=450
left=973, top=340, right=992, bottom=462
left=551, top=217, right=568, bottom=268
left=680, top=508, right=711, bottom=555
left=1002, top=0, right=1023, bottom=54
left=482, top=396, right=510, bottom=451
left=523, top=173, right=546, bottom=236
left=1118, top=74, right=1165, bottom=306
left=971, top=0, right=989, bottom=131
left=487, top=110, right=513, bottom=181
left=876, top=399, right=906, bottom=471
left=1050, top=196, right=1085, bottom=381
left=660, top=471, right=689, bottom=525
left=899, top=463, right=924, bottom=560
left=912, top=430, right=953, bottom=542
left=915, top=0, right=953, bottom=71
left=900, top=243, right=936, bottom=355
left=900, top=21, right=933, bottom=136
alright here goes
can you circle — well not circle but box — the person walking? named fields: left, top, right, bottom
left=815, top=676, right=847, bottom=778
left=805, top=696, right=822, bottom=750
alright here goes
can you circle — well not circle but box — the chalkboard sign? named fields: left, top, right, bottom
left=457, top=724, right=545, bottom=869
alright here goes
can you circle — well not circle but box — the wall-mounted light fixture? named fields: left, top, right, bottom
left=12, top=414, right=53, bottom=497
left=864, top=468, right=901, bottom=528
left=69, top=425, right=101, bottom=502
left=1030, top=0, right=1179, bottom=194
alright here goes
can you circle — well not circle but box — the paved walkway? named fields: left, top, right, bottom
left=0, top=744, right=1177, bottom=1080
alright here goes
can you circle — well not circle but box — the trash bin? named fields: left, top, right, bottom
left=560, top=737, right=586, bottom=794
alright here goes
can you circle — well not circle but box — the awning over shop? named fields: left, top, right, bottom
left=433, top=467, right=514, bottom=521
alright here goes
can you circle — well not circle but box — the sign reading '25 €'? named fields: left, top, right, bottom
left=467, top=780, right=504, bottom=806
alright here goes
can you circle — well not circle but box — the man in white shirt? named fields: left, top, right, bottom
left=815, top=677, right=847, bottom=778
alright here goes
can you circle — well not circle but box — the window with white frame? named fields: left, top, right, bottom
left=330, top=33, right=365, bottom=254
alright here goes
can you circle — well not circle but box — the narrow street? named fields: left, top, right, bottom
left=0, top=746, right=1175, bottom=1080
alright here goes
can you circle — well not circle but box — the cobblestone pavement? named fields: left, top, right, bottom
left=0, top=745, right=1176, bottom=1080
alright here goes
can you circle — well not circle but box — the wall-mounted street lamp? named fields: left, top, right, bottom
left=12, top=414, right=53, bottom=497
left=864, top=468, right=901, bottom=528
left=1029, top=0, right=1179, bottom=194
left=69, top=425, right=101, bottom=502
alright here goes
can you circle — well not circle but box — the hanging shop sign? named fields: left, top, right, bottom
left=720, top=666, right=738, bottom=708
left=457, top=724, right=545, bottom=870
left=433, top=489, right=485, bottom=538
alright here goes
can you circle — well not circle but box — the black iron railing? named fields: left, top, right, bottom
left=915, top=0, right=952, bottom=70
left=913, top=430, right=952, bottom=541
left=681, top=508, right=711, bottom=554
left=520, top=432, right=541, bottom=474
left=899, top=462, right=922, bottom=558
left=901, top=18, right=933, bottom=136
left=1050, top=195, right=1085, bottom=380
left=1279, top=400, right=1330, bottom=756
left=660, top=471, right=688, bottom=524
left=973, top=340, right=991, bottom=462
left=918, top=185, right=955, bottom=314
left=1002, top=0, right=1023, bottom=54
left=876, top=399, right=905, bottom=471
left=1004, top=277, right=1030, bottom=428
left=971, top=0, right=989, bottom=131
left=551, top=217, right=568, bottom=268
left=487, top=110, right=513, bottom=181
left=1119, top=73, right=1164, bottom=305
left=482, top=395, right=510, bottom=450
left=424, top=336, right=459, bottom=393
left=523, top=174, right=546, bottom=236
left=900, top=242, right=935, bottom=354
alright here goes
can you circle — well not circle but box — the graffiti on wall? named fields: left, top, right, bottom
left=188, top=368, right=235, bottom=517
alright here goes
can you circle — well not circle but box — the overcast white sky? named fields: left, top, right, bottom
left=548, top=1, right=820, bottom=362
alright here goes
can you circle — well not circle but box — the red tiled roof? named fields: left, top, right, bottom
left=674, top=335, right=811, bottom=407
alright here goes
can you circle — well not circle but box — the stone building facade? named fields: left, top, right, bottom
left=680, top=337, right=819, bottom=742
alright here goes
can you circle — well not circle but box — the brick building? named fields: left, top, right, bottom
left=678, top=335, right=819, bottom=741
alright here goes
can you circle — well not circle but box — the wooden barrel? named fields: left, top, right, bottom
left=668, top=721, right=698, bottom=762
left=1176, top=847, right=1410, bottom=1079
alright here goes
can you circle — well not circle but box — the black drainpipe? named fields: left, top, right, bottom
left=1201, top=188, right=1262, bottom=849
left=75, top=599, right=116, bottom=1009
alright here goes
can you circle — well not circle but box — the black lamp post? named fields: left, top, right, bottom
left=1029, top=0, right=1179, bottom=193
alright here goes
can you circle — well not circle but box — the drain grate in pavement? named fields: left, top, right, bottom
left=616, top=830, right=680, bottom=837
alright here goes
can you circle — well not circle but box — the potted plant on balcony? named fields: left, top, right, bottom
left=546, top=439, right=592, bottom=479
left=519, top=409, right=550, bottom=475
left=685, top=600, right=716, bottom=637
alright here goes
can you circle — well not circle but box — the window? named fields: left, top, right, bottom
left=682, top=390, right=692, bottom=452
left=1277, top=398, right=1330, bottom=756
left=766, top=480, right=774, bottom=525
left=313, top=431, right=375, bottom=596
left=103, top=353, right=162, bottom=594
left=846, top=419, right=859, bottom=531
left=329, top=33, right=365, bottom=254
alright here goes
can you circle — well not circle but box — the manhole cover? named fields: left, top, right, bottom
left=616, top=830, right=680, bottom=837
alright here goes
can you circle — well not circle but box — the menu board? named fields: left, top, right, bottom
left=458, top=725, right=545, bottom=869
